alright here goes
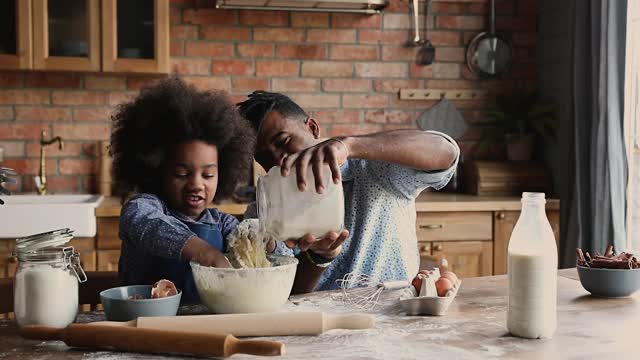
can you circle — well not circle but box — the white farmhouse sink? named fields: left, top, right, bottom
left=0, top=195, right=103, bottom=238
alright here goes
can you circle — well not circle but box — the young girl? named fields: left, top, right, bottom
left=109, top=77, right=255, bottom=304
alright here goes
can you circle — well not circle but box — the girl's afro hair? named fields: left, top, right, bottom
left=109, top=77, right=255, bottom=201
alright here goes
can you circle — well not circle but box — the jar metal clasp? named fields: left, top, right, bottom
left=63, top=246, right=87, bottom=283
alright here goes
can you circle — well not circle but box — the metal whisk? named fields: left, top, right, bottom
left=0, top=167, right=17, bottom=205
left=336, top=271, right=409, bottom=310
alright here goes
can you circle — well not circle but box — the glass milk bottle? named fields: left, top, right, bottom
left=507, top=192, right=558, bottom=339
left=257, top=164, right=344, bottom=240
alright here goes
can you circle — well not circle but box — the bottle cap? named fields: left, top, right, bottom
left=521, top=192, right=546, bottom=202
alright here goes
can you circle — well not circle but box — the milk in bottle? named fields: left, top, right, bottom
left=507, top=192, right=558, bottom=339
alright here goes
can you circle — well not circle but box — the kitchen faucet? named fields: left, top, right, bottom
left=36, top=130, right=63, bottom=195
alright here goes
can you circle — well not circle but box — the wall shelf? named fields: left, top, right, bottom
left=214, top=0, right=389, bottom=14
left=400, top=89, right=489, bottom=101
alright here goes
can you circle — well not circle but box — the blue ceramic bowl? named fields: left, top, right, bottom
left=100, top=285, right=182, bottom=321
left=577, top=266, right=640, bottom=298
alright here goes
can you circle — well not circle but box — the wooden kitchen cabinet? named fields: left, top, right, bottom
left=97, top=250, right=120, bottom=272
left=419, top=240, right=493, bottom=278
left=102, top=0, right=170, bottom=74
left=2, top=0, right=168, bottom=73
left=493, top=210, right=561, bottom=275
left=96, top=217, right=121, bottom=250
left=416, top=211, right=493, bottom=278
left=416, top=212, right=492, bottom=242
left=68, top=237, right=97, bottom=272
left=0, top=240, right=16, bottom=279
left=0, top=195, right=555, bottom=279
left=418, top=241, right=432, bottom=270
left=417, top=207, right=559, bottom=277
left=0, top=0, right=32, bottom=70
left=33, top=0, right=101, bottom=71
left=431, top=241, right=493, bottom=278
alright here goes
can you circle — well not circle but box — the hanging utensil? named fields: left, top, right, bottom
left=411, top=0, right=435, bottom=66
left=466, top=0, right=512, bottom=77
left=413, top=0, right=436, bottom=66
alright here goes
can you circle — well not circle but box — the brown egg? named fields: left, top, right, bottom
left=151, top=279, right=178, bottom=298
left=440, top=271, right=459, bottom=286
left=435, top=277, right=453, bottom=297
left=411, top=274, right=425, bottom=293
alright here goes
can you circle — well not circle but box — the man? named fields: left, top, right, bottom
left=238, top=91, right=459, bottom=291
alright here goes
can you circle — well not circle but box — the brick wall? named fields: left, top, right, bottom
left=0, top=0, right=537, bottom=194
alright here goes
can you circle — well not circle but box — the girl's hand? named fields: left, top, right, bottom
left=193, top=249, right=232, bottom=268
left=182, top=235, right=232, bottom=268
left=284, top=230, right=349, bottom=259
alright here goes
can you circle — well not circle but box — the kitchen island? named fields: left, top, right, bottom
left=0, top=269, right=634, bottom=359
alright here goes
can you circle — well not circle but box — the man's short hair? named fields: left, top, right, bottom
left=237, top=91, right=308, bottom=132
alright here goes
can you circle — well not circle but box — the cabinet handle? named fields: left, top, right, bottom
left=497, top=212, right=505, bottom=220
left=419, top=224, right=443, bottom=230
left=433, top=244, right=443, bottom=251
left=419, top=245, right=430, bottom=253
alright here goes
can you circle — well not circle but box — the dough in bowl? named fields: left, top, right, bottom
left=226, top=219, right=271, bottom=268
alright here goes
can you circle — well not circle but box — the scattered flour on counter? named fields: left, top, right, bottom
left=81, top=351, right=173, bottom=360
left=226, top=219, right=271, bottom=268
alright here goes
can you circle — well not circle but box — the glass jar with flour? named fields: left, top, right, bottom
left=13, top=228, right=87, bottom=328
left=257, top=164, right=344, bottom=240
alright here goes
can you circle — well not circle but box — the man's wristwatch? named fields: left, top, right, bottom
left=304, top=250, right=334, bottom=268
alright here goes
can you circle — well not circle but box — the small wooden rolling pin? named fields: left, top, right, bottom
left=20, top=323, right=285, bottom=358
left=92, top=312, right=375, bottom=337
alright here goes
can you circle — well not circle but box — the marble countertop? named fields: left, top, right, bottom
left=1, top=268, right=633, bottom=360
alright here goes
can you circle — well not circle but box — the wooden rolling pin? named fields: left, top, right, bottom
left=20, top=324, right=284, bottom=358
left=92, top=312, right=375, bottom=337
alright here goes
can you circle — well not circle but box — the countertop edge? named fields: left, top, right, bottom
left=95, top=194, right=561, bottom=217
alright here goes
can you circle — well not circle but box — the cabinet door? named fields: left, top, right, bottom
left=97, top=250, right=120, bottom=272
left=416, top=212, right=492, bottom=242
left=68, top=237, right=96, bottom=272
left=0, top=252, right=15, bottom=279
left=33, top=0, right=100, bottom=71
left=493, top=211, right=519, bottom=275
left=430, top=241, right=493, bottom=278
left=547, top=210, right=560, bottom=247
left=78, top=250, right=96, bottom=272
left=493, top=210, right=561, bottom=275
left=418, top=241, right=437, bottom=270
left=102, top=0, right=169, bottom=73
left=96, top=217, right=121, bottom=250
left=0, top=240, right=17, bottom=278
left=0, top=0, right=32, bottom=69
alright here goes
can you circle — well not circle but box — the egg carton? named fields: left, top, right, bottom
left=399, top=279, right=461, bottom=316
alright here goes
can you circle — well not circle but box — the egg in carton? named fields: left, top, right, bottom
left=399, top=260, right=461, bottom=316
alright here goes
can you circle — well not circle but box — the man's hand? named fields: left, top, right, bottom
left=284, top=229, right=349, bottom=259
left=281, top=138, right=349, bottom=193
left=182, top=235, right=232, bottom=268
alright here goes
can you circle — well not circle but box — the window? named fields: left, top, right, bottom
left=624, top=1, right=640, bottom=251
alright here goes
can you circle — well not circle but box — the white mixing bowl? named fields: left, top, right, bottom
left=190, top=255, right=298, bottom=314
